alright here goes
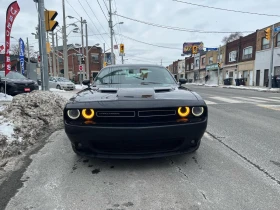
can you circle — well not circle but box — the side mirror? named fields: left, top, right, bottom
left=82, top=79, right=90, bottom=87
left=179, top=78, right=187, bottom=85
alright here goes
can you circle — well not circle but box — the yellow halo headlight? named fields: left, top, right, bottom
left=177, top=107, right=190, bottom=117
left=81, top=109, right=95, bottom=119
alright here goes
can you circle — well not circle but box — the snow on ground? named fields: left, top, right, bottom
left=50, top=88, right=66, bottom=92
left=0, top=90, right=68, bottom=162
left=0, top=93, right=13, bottom=102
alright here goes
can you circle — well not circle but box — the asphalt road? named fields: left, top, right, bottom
left=1, top=86, right=280, bottom=210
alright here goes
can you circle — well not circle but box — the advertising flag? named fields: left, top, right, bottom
left=19, top=38, right=25, bottom=75
left=4, top=1, right=20, bottom=76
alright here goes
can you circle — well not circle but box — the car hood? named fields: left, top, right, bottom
left=71, top=84, right=198, bottom=102
left=5, top=78, right=35, bottom=84
left=58, top=81, right=74, bottom=85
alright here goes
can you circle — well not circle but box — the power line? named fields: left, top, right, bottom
left=86, top=0, right=109, bottom=37
left=102, top=0, right=109, bottom=12
left=115, top=14, right=254, bottom=33
left=97, top=0, right=109, bottom=21
left=118, top=34, right=181, bottom=50
left=77, top=0, right=110, bottom=48
left=173, top=0, right=280, bottom=17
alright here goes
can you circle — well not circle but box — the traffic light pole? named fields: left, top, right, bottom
left=85, top=22, right=90, bottom=81
left=62, top=0, right=69, bottom=79
left=268, top=24, right=275, bottom=89
left=217, top=45, right=221, bottom=86
left=109, top=0, right=114, bottom=65
left=38, top=0, right=49, bottom=90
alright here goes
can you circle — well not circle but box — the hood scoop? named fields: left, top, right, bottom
left=98, top=88, right=118, bottom=93
left=154, top=87, right=174, bottom=93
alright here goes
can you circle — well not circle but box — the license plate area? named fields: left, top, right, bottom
left=24, top=88, right=30, bottom=92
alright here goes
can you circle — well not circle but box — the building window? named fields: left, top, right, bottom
left=195, top=59, right=199, bottom=67
left=277, top=33, right=280, bottom=47
left=186, top=65, right=189, bottom=70
left=91, top=53, right=99, bottom=63
left=217, top=54, right=223, bottom=62
left=208, top=57, right=213, bottom=64
left=262, top=38, right=269, bottom=50
left=191, top=63, right=194, bottom=69
left=229, top=51, right=237, bottom=62
left=59, top=58, right=63, bottom=63
left=229, top=72, right=234, bottom=77
left=243, top=46, right=253, bottom=59
left=202, top=57, right=205, bottom=65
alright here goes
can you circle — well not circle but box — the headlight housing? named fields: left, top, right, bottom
left=178, top=107, right=190, bottom=117
left=82, top=109, right=95, bottom=119
left=192, top=107, right=204, bottom=117
left=67, top=109, right=80, bottom=119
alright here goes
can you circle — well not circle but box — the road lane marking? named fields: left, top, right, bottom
left=232, top=97, right=265, bottom=103
left=257, top=105, right=280, bottom=111
left=209, top=96, right=245, bottom=103
left=271, top=97, right=280, bottom=100
left=204, top=100, right=217, bottom=105
left=251, top=97, right=280, bottom=103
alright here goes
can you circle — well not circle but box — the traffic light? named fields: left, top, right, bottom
left=120, top=43, right=124, bottom=54
left=264, top=27, right=271, bottom=40
left=81, top=57, right=85, bottom=64
left=44, top=10, right=58, bottom=31
left=192, top=45, right=198, bottom=54
left=103, top=61, right=107, bottom=67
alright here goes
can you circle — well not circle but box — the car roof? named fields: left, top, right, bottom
left=102, top=64, right=165, bottom=69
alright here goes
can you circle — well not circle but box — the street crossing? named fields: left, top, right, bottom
left=203, top=96, right=280, bottom=105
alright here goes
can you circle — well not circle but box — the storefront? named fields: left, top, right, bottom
left=223, top=64, right=238, bottom=85
left=206, top=63, right=223, bottom=85
left=238, top=61, right=254, bottom=86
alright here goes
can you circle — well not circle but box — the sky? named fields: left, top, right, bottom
left=0, top=0, right=279, bottom=66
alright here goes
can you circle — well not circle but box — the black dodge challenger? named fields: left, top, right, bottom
left=64, top=64, right=208, bottom=159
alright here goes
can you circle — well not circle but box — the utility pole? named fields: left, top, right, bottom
left=109, top=0, right=114, bottom=65
left=217, top=45, right=221, bottom=86
left=85, top=22, right=90, bottom=81
left=38, top=0, right=49, bottom=90
left=62, top=0, right=69, bottom=79
left=56, top=32, right=59, bottom=75
left=51, top=32, right=56, bottom=76
left=103, top=43, right=106, bottom=67
left=81, top=17, right=85, bottom=80
left=26, top=37, right=30, bottom=78
left=122, top=54, right=124, bottom=64
left=37, top=23, right=44, bottom=89
left=268, top=24, right=275, bottom=89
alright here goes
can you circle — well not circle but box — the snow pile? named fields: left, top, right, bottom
left=223, top=85, right=280, bottom=92
left=75, top=84, right=86, bottom=90
left=0, top=90, right=67, bottom=160
left=0, top=93, right=13, bottom=102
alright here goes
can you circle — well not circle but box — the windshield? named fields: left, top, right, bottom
left=0, top=71, right=26, bottom=79
left=56, top=77, right=70, bottom=82
left=93, top=66, right=177, bottom=85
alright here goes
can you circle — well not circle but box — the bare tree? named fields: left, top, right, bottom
left=10, top=44, right=36, bottom=58
left=222, top=32, right=243, bottom=44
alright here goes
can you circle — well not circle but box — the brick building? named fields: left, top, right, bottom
left=185, top=56, right=194, bottom=81
left=51, top=44, right=103, bottom=83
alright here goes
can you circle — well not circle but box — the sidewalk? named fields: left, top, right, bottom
left=183, top=83, right=280, bottom=93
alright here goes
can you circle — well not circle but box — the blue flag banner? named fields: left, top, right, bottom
left=19, top=38, right=25, bottom=75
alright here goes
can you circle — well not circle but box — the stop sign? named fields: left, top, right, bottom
left=79, top=65, right=83, bottom=71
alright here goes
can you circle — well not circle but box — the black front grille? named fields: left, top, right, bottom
left=96, top=111, right=135, bottom=117
left=14, top=83, right=35, bottom=91
left=138, top=110, right=176, bottom=117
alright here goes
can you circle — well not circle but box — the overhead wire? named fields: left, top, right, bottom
left=172, top=0, right=280, bottom=17
left=77, top=0, right=110, bottom=48
left=97, top=0, right=109, bottom=21
left=115, top=14, right=254, bottom=33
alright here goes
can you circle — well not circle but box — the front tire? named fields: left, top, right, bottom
left=56, top=85, right=61, bottom=90
left=190, top=139, right=201, bottom=153
left=71, top=143, right=82, bottom=156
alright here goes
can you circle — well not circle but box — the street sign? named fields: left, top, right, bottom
left=206, top=48, right=218, bottom=51
left=274, top=26, right=280, bottom=32
left=79, top=65, right=83, bottom=71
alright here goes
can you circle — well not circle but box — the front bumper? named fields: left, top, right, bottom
left=61, top=85, right=75, bottom=90
left=64, top=119, right=207, bottom=159
left=7, top=84, right=39, bottom=95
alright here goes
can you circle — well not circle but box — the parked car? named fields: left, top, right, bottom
left=63, top=64, right=208, bottom=159
left=0, top=71, right=39, bottom=96
left=49, top=76, right=76, bottom=90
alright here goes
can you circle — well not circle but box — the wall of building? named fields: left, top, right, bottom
left=254, top=46, right=280, bottom=86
